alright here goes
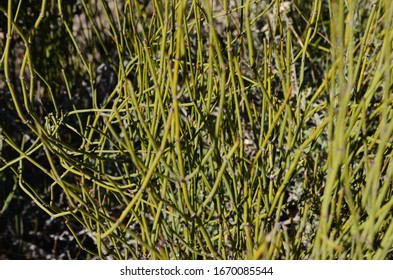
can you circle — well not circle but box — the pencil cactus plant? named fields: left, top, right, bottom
left=0, top=0, right=392, bottom=259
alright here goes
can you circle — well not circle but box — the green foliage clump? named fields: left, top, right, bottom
left=0, top=0, right=393, bottom=259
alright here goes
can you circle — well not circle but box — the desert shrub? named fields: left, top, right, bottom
left=1, top=0, right=393, bottom=259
